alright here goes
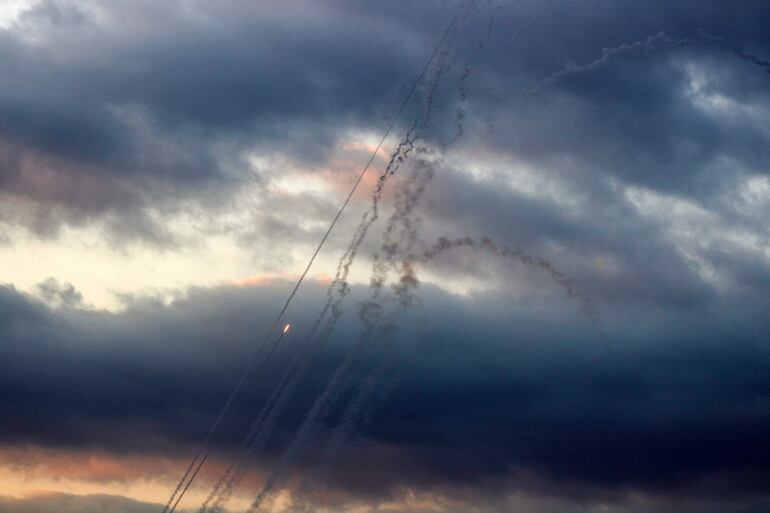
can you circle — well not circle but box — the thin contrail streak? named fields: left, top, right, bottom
left=203, top=12, right=465, bottom=513
left=199, top=316, right=337, bottom=513
left=167, top=327, right=291, bottom=513
left=246, top=145, right=445, bottom=513
left=243, top=11, right=474, bottom=505
left=199, top=350, right=303, bottom=513
left=161, top=3, right=470, bottom=512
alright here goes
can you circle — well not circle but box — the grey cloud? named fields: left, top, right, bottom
left=406, top=163, right=717, bottom=309
left=0, top=0, right=768, bottom=250
left=1, top=2, right=770, bottom=510
left=0, top=0, right=423, bottom=171
left=35, top=277, right=83, bottom=307
left=1, top=277, right=769, bottom=510
left=0, top=0, right=431, bottom=240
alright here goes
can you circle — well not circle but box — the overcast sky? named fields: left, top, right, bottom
left=1, top=1, right=770, bottom=512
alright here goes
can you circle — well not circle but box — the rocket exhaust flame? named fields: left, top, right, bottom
left=283, top=324, right=291, bottom=334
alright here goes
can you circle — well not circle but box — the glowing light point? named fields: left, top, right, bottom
left=283, top=323, right=291, bottom=334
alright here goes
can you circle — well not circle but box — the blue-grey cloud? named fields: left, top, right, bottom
left=1, top=278, right=768, bottom=510
left=0, top=0, right=767, bottom=243
left=2, top=1, right=770, bottom=511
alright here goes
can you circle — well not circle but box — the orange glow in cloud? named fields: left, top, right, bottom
left=234, top=274, right=285, bottom=287
left=313, top=135, right=395, bottom=198
left=0, top=446, right=267, bottom=510
left=339, top=140, right=382, bottom=155
left=234, top=272, right=334, bottom=288
left=233, top=271, right=299, bottom=287
left=261, top=132, right=392, bottom=198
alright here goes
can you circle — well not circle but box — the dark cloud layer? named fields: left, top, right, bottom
left=1, top=0, right=769, bottom=241
left=1, top=280, right=769, bottom=510
left=2, top=1, right=770, bottom=512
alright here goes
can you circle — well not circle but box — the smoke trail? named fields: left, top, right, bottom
left=244, top=331, right=372, bottom=513
left=200, top=249, right=397, bottom=513
left=696, top=29, right=770, bottom=75
left=544, top=31, right=669, bottom=84
left=197, top=346, right=306, bottom=513
left=181, top=4, right=478, bottom=512
left=161, top=329, right=277, bottom=513
left=487, top=30, right=688, bottom=103
left=299, top=154, right=451, bottom=482
left=316, top=125, right=604, bottom=465
left=245, top=288, right=408, bottom=513
left=367, top=61, right=453, bottom=297
left=419, top=236, right=604, bottom=336
left=161, top=447, right=204, bottom=513
left=309, top=231, right=605, bottom=480
left=304, top=34, right=451, bottom=353
left=165, top=324, right=303, bottom=513
left=247, top=94, right=599, bottom=513
left=308, top=245, right=427, bottom=478
left=296, top=226, right=605, bottom=490
left=235, top=5, right=476, bottom=510
left=733, top=47, right=770, bottom=74
left=250, top=144, right=441, bottom=510
left=200, top=288, right=374, bottom=513
left=213, top=7, right=632, bottom=508
left=454, top=66, right=471, bottom=140
left=369, top=151, right=437, bottom=298
left=245, top=273, right=382, bottom=513
left=246, top=9, right=614, bottom=508
left=323, top=0, right=463, bottom=303
left=244, top=143, right=445, bottom=513
left=200, top=65, right=446, bottom=513
left=191, top=5, right=473, bottom=513
left=300, top=159, right=606, bottom=486
left=311, top=334, right=399, bottom=475
left=306, top=31, right=454, bottom=350
left=543, top=27, right=770, bottom=92
left=245, top=12, right=472, bottom=508
left=286, top=0, right=457, bottom=419
left=180, top=129, right=439, bottom=513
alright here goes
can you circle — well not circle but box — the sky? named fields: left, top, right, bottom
left=1, top=0, right=770, bottom=512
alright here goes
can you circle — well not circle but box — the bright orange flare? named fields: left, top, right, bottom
left=282, top=323, right=291, bottom=334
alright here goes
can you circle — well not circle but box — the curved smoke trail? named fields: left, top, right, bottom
left=302, top=231, right=606, bottom=485
left=245, top=145, right=446, bottom=513
left=419, top=235, right=605, bottom=336
left=192, top=3, right=474, bottom=512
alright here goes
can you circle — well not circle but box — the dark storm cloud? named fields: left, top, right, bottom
left=1, top=1, right=770, bottom=511
left=433, top=0, right=770, bottom=196
left=376, top=301, right=770, bottom=490
left=1, top=279, right=769, bottom=510
left=0, top=0, right=767, bottom=242
left=0, top=0, right=428, bottom=238
left=0, top=0, right=428, bottom=175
